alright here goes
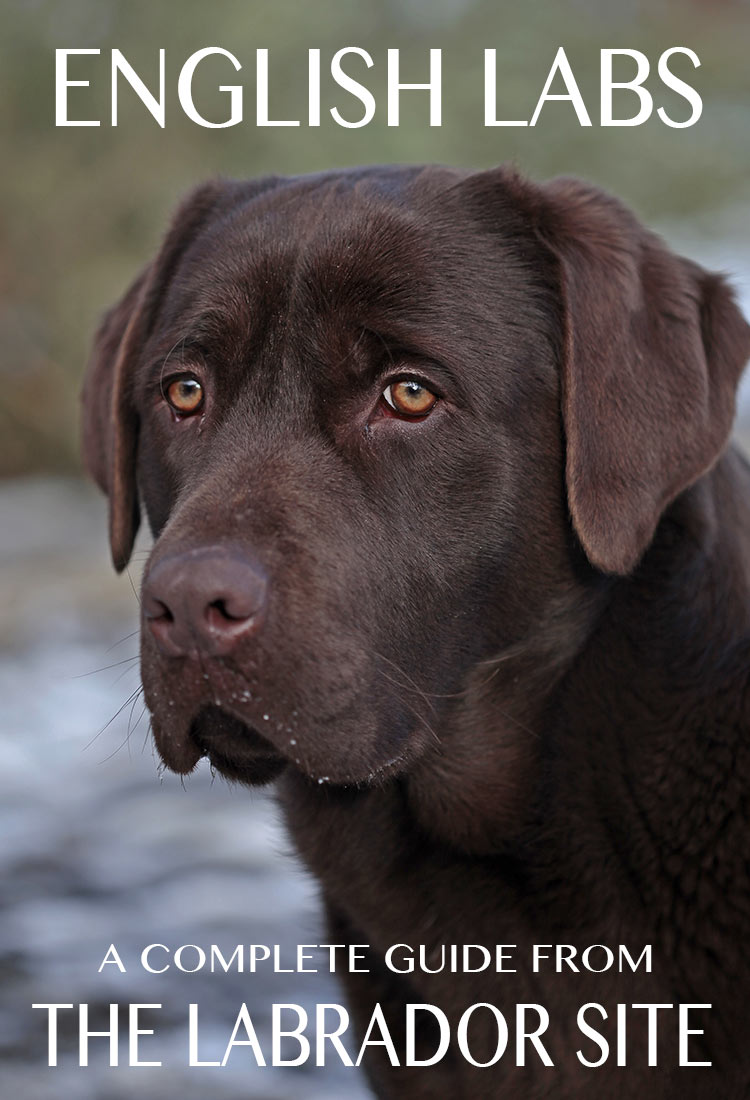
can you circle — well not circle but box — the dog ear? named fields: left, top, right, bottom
left=81, top=267, right=147, bottom=572
left=511, top=174, right=750, bottom=575
left=81, top=181, right=226, bottom=572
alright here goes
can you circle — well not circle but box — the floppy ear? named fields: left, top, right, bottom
left=516, top=176, right=750, bottom=575
left=81, top=267, right=148, bottom=572
left=80, top=181, right=226, bottom=572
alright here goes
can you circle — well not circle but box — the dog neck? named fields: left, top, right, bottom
left=406, top=452, right=750, bottom=911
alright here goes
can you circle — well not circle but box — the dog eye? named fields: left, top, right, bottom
left=382, top=380, right=438, bottom=418
left=164, top=376, right=204, bottom=416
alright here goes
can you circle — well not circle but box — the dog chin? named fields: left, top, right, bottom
left=149, top=706, right=283, bottom=785
left=200, top=746, right=287, bottom=786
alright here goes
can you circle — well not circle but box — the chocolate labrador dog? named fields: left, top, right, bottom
left=82, top=165, right=750, bottom=1098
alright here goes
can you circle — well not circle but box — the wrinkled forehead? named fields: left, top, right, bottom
left=156, top=177, right=441, bottom=333
left=146, top=171, right=558, bottom=386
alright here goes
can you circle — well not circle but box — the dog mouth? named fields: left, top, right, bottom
left=187, top=705, right=287, bottom=784
left=145, top=657, right=426, bottom=788
left=150, top=702, right=287, bottom=785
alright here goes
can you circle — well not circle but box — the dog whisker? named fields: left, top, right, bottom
left=125, top=564, right=142, bottom=606
left=105, top=628, right=141, bottom=653
left=371, top=650, right=439, bottom=717
left=71, top=655, right=140, bottom=678
left=111, top=661, right=143, bottom=688
left=86, top=685, right=145, bottom=756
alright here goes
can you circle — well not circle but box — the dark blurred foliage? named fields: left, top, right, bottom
left=1, top=0, right=749, bottom=476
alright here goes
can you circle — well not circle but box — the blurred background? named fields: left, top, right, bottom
left=1, top=0, right=749, bottom=1096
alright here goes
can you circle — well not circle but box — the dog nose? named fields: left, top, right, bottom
left=142, top=547, right=268, bottom=658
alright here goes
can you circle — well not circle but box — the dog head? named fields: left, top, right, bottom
left=81, top=165, right=750, bottom=789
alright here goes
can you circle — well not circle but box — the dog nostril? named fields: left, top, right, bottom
left=143, top=594, right=174, bottom=623
left=204, top=592, right=263, bottom=635
left=209, top=598, right=241, bottom=622
left=148, top=599, right=173, bottom=622
left=205, top=598, right=246, bottom=624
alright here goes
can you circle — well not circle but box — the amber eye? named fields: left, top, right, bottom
left=382, top=380, right=438, bottom=418
left=165, top=376, right=204, bottom=416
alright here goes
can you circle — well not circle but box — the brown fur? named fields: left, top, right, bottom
left=82, top=165, right=750, bottom=1098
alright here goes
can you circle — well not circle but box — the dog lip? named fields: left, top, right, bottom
left=186, top=705, right=287, bottom=781
left=150, top=715, right=203, bottom=775
left=202, top=745, right=287, bottom=785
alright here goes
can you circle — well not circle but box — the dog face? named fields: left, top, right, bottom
left=81, top=165, right=750, bottom=790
